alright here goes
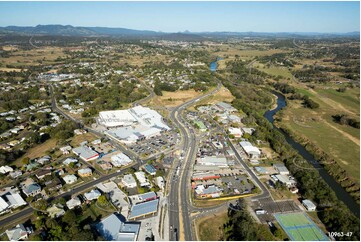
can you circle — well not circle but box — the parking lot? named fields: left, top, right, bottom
left=129, top=132, right=178, bottom=158
left=222, top=175, right=255, bottom=195
left=252, top=198, right=301, bottom=223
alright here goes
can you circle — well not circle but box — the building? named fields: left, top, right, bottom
left=197, top=156, right=228, bottom=167
left=239, top=141, right=261, bottom=159
left=155, top=176, right=164, bottom=190
left=72, top=146, right=99, bottom=162
left=9, top=170, right=22, bottom=179
left=275, top=175, right=295, bottom=187
left=192, top=172, right=221, bottom=181
left=96, top=213, right=140, bottom=241
left=228, top=127, right=243, bottom=138
left=45, top=178, right=62, bottom=192
left=195, top=185, right=222, bottom=198
left=0, top=197, right=9, bottom=214
left=63, top=157, right=78, bottom=166
left=128, top=199, right=159, bottom=220
left=66, top=197, right=82, bottom=209
left=5, top=224, right=28, bottom=241
left=62, top=174, right=78, bottom=184
left=215, top=102, right=237, bottom=112
left=242, top=127, right=255, bottom=135
left=78, top=168, right=92, bottom=177
left=134, top=171, right=150, bottom=187
left=122, top=174, right=137, bottom=188
left=5, top=192, right=27, bottom=208
left=60, top=145, right=72, bottom=155
left=273, top=163, right=290, bottom=175
left=128, top=192, right=157, bottom=205
left=47, top=204, right=65, bottom=218
left=0, top=165, right=13, bottom=174
left=98, top=161, right=113, bottom=170
left=143, top=164, right=156, bottom=176
left=111, top=153, right=132, bottom=167
left=35, top=169, right=52, bottom=180
left=22, top=183, right=41, bottom=197
left=302, top=199, right=317, bottom=211
left=84, top=189, right=101, bottom=201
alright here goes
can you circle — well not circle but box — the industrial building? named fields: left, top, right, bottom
left=72, top=146, right=99, bottom=162
left=128, top=191, right=158, bottom=205
left=273, top=163, right=290, bottom=175
left=111, top=153, right=132, bottom=167
left=197, top=156, right=228, bottom=167
left=239, top=141, right=261, bottom=159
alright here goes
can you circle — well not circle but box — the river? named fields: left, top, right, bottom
left=264, top=91, right=360, bottom=216
left=210, top=57, right=222, bottom=72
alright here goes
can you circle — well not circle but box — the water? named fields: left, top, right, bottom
left=264, top=91, right=360, bottom=217
left=210, top=57, right=222, bottom=72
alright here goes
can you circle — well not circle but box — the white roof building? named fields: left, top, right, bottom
left=5, top=224, right=28, bottom=241
left=66, top=197, right=81, bottom=209
left=63, top=174, right=78, bottom=184
left=6, top=192, right=27, bottom=208
left=111, top=153, right=132, bottom=167
left=273, top=163, right=290, bottom=175
left=84, top=189, right=101, bottom=201
left=0, top=165, right=14, bottom=174
left=0, top=197, right=9, bottom=213
left=155, top=176, right=165, bottom=190
left=228, top=127, right=243, bottom=138
left=197, top=156, right=228, bottom=167
left=122, top=174, right=137, bottom=188
left=239, top=141, right=261, bottom=158
left=302, top=199, right=317, bottom=211
left=134, top=172, right=150, bottom=187
left=63, top=157, right=78, bottom=166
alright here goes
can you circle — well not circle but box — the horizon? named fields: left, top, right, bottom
left=0, top=1, right=359, bottom=33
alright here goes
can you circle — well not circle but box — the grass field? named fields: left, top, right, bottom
left=188, top=86, right=235, bottom=111
left=196, top=210, right=228, bottom=240
left=275, top=213, right=329, bottom=241
left=254, top=61, right=294, bottom=79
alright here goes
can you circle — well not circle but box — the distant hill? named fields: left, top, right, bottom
left=0, top=24, right=358, bottom=39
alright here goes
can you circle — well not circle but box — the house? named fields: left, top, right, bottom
left=242, top=127, right=255, bottom=135
left=84, top=189, right=101, bottom=201
left=0, top=143, right=11, bottom=150
left=5, top=224, right=28, bottom=241
left=22, top=183, right=41, bottom=197
left=66, top=197, right=82, bottom=209
left=78, top=168, right=92, bottom=177
left=63, top=157, right=78, bottom=166
left=44, top=178, right=62, bottom=192
left=144, top=164, right=156, bottom=176
left=9, top=170, right=22, bottom=179
left=96, top=213, right=140, bottom=241
left=275, top=175, right=295, bottom=188
left=72, top=146, right=99, bottom=162
left=62, top=174, right=78, bottom=184
left=273, top=163, right=290, bottom=175
left=35, top=168, right=52, bottom=180
left=47, top=204, right=65, bottom=218
left=122, top=174, right=137, bottom=188
left=60, top=145, right=72, bottom=155
left=74, top=129, right=87, bottom=135
left=134, top=171, right=150, bottom=187
left=302, top=199, right=317, bottom=211
left=0, top=165, right=14, bottom=174
left=8, top=140, right=20, bottom=147
left=155, top=176, right=165, bottom=190
left=36, top=156, right=51, bottom=165
left=239, top=141, right=261, bottom=159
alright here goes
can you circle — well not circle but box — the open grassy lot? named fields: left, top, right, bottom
left=279, top=99, right=360, bottom=181
left=254, top=61, right=294, bottom=79
left=188, top=86, right=235, bottom=111
left=196, top=210, right=228, bottom=240
left=14, top=138, right=58, bottom=167
left=70, top=132, right=98, bottom=147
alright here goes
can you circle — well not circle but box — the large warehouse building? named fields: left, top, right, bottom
left=99, top=106, right=171, bottom=144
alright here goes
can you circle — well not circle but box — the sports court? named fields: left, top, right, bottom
left=274, top=212, right=329, bottom=241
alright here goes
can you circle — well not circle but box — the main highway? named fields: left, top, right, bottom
left=168, top=83, right=222, bottom=241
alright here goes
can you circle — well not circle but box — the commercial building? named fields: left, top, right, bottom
left=72, top=146, right=99, bottom=162
left=143, top=164, right=157, bottom=176
left=275, top=175, right=295, bottom=187
left=192, top=172, right=221, bottom=181
left=111, top=153, right=132, bottom=167
left=215, top=102, right=237, bottom=113
left=239, top=141, right=261, bottom=159
left=5, top=192, right=27, bottom=208
left=302, top=199, right=317, bottom=211
left=128, top=192, right=157, bottom=205
left=195, top=185, right=222, bottom=198
left=273, top=163, right=290, bottom=175
left=197, top=156, right=228, bottom=167
left=128, top=199, right=159, bottom=220
left=96, top=213, right=140, bottom=241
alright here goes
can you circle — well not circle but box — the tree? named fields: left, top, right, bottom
left=97, top=195, right=108, bottom=206
left=62, top=209, right=77, bottom=225
left=22, top=157, right=30, bottom=165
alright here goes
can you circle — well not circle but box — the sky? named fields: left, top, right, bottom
left=0, top=1, right=359, bottom=33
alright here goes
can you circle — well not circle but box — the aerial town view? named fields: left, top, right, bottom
left=0, top=1, right=359, bottom=241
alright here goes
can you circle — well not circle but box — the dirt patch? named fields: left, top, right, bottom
left=154, top=89, right=203, bottom=107
left=196, top=209, right=228, bottom=241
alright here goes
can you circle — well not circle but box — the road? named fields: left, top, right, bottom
left=168, top=83, right=222, bottom=241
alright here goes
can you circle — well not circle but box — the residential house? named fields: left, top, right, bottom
left=22, top=183, right=41, bottom=197
left=0, top=165, right=14, bottom=174
left=78, top=168, right=92, bottom=177
left=5, top=224, right=28, bottom=241
left=62, top=174, right=78, bottom=184
left=66, top=197, right=82, bottom=209
left=122, top=174, right=137, bottom=188
left=35, top=169, right=52, bottom=180
left=47, top=204, right=65, bottom=218
left=84, top=189, right=101, bottom=201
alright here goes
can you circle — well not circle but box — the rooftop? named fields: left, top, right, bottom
left=128, top=199, right=159, bottom=220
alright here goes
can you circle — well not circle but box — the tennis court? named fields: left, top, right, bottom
left=274, top=212, right=329, bottom=241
